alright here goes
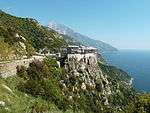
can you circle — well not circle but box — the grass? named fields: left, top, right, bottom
left=0, top=76, right=77, bottom=113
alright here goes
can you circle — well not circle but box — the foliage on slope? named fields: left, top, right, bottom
left=0, top=10, right=140, bottom=113
left=99, top=63, right=131, bottom=83
left=0, top=74, right=148, bottom=113
left=0, top=10, right=67, bottom=60
left=13, top=58, right=135, bottom=113
left=125, top=94, right=150, bottom=113
left=17, top=58, right=69, bottom=111
left=0, top=77, right=61, bottom=113
left=0, top=38, right=13, bottom=61
left=0, top=71, right=78, bottom=113
left=16, top=59, right=101, bottom=112
left=0, top=26, right=34, bottom=60
left=16, top=58, right=93, bottom=113
left=99, top=63, right=136, bottom=111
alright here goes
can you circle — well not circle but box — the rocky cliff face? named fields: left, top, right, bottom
left=58, top=54, right=135, bottom=112
left=67, top=57, right=110, bottom=92
left=60, top=56, right=111, bottom=106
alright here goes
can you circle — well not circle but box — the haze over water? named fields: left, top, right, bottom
left=102, top=50, right=150, bottom=92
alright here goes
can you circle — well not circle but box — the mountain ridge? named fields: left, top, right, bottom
left=48, top=22, right=118, bottom=52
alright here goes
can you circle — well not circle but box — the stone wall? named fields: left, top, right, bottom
left=0, top=56, right=44, bottom=78
left=67, top=53, right=97, bottom=64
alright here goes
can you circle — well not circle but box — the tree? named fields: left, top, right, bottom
left=17, top=58, right=69, bottom=111
left=126, top=94, right=150, bottom=113
left=0, top=38, right=13, bottom=61
left=26, top=43, right=34, bottom=58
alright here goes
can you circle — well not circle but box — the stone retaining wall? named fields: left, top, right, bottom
left=0, top=56, right=44, bottom=78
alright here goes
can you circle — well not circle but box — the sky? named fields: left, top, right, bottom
left=0, top=0, right=150, bottom=50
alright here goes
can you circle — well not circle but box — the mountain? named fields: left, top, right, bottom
left=48, top=22, right=118, bottom=52
left=0, top=10, right=67, bottom=61
left=1, top=11, right=147, bottom=113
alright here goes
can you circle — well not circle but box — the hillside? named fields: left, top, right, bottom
left=48, top=22, right=117, bottom=52
left=0, top=57, right=135, bottom=113
left=0, top=10, right=66, bottom=61
left=0, top=77, right=76, bottom=113
left=1, top=11, right=148, bottom=113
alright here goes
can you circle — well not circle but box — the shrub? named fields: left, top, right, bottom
left=17, top=58, right=69, bottom=111
left=0, top=38, right=13, bottom=61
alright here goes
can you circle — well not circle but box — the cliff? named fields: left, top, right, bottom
left=0, top=55, right=135, bottom=113
left=58, top=54, right=135, bottom=112
left=0, top=11, right=136, bottom=113
left=63, top=54, right=111, bottom=104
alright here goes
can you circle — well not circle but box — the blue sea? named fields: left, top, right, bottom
left=102, top=50, right=150, bottom=92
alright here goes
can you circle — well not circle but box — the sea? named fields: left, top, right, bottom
left=102, top=50, right=150, bottom=92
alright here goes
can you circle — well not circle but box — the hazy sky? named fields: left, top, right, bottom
left=1, top=0, right=150, bottom=50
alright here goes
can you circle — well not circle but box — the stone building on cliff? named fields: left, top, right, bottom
left=67, top=45, right=98, bottom=64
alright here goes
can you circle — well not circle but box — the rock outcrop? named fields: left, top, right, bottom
left=58, top=51, right=134, bottom=112
left=61, top=55, right=112, bottom=106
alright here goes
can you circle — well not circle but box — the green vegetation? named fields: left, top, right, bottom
left=0, top=10, right=67, bottom=61
left=125, top=94, right=150, bottom=113
left=0, top=77, right=58, bottom=113
left=0, top=57, right=137, bottom=113
left=0, top=38, right=13, bottom=61
left=0, top=21, right=31, bottom=60
left=1, top=10, right=150, bottom=113
left=16, top=58, right=106, bottom=113
left=99, top=63, right=136, bottom=111
left=26, top=43, right=35, bottom=58
left=17, top=58, right=69, bottom=110
left=0, top=76, right=77, bottom=113
left=99, top=63, right=131, bottom=82
left=0, top=10, right=58, bottom=49
left=1, top=74, right=149, bottom=113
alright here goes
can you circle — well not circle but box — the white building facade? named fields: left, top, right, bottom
left=67, top=45, right=98, bottom=64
